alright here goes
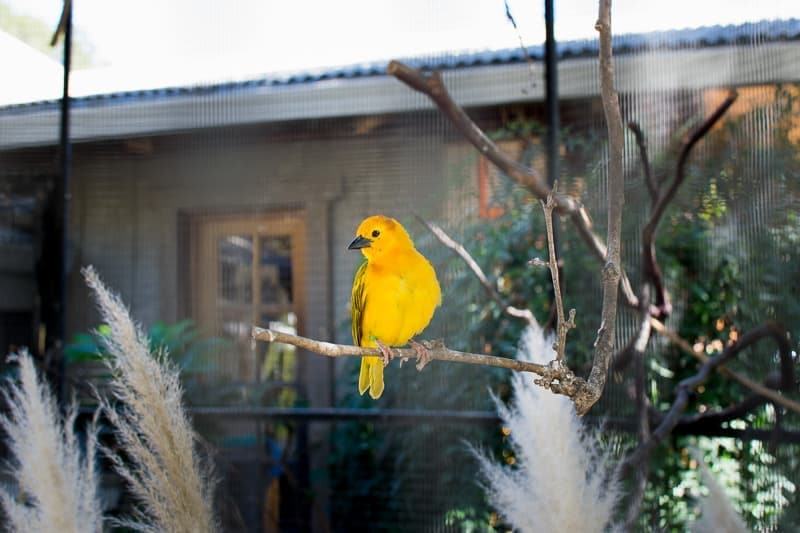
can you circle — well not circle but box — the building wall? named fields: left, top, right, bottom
left=66, top=123, right=452, bottom=408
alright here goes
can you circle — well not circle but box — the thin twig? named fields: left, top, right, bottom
left=649, top=318, right=800, bottom=415
left=541, top=184, right=576, bottom=361
left=415, top=217, right=538, bottom=327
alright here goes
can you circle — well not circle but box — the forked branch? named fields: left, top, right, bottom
left=583, top=0, right=625, bottom=409
left=640, top=92, right=738, bottom=318
left=541, top=184, right=576, bottom=361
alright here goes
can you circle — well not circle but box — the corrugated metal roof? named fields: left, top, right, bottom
left=1, top=18, right=798, bottom=116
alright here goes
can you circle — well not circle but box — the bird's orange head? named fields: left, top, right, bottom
left=348, top=215, right=414, bottom=262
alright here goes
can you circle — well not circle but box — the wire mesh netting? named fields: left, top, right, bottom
left=1, top=4, right=799, bottom=532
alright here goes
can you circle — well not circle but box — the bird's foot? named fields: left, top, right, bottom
left=376, top=340, right=394, bottom=367
left=410, top=340, right=432, bottom=371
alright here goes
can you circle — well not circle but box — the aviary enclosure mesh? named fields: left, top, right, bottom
left=0, top=6, right=798, bottom=533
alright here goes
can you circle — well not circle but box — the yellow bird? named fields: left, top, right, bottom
left=348, top=215, right=441, bottom=399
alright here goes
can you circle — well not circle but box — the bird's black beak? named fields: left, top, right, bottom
left=348, top=235, right=372, bottom=250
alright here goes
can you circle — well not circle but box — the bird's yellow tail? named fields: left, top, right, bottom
left=358, top=356, right=384, bottom=399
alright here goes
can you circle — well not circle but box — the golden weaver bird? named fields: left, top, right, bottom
left=348, top=215, right=441, bottom=399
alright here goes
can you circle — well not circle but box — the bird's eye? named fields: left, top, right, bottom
left=371, top=229, right=380, bottom=238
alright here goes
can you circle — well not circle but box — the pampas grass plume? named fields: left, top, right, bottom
left=690, top=449, right=748, bottom=533
left=0, top=350, right=102, bottom=532
left=475, top=323, right=620, bottom=533
left=83, top=266, right=216, bottom=532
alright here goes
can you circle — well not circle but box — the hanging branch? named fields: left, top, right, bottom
left=670, top=373, right=782, bottom=430
left=649, top=318, right=800, bottom=415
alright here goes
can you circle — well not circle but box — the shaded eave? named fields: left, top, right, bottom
left=1, top=19, right=799, bottom=150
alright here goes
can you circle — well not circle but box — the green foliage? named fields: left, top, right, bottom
left=330, top=85, right=800, bottom=530
left=638, top=86, right=800, bottom=530
left=65, top=319, right=224, bottom=372
left=64, top=319, right=230, bottom=408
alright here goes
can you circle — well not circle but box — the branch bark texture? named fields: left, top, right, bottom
left=253, top=327, right=594, bottom=400
left=583, top=0, right=625, bottom=412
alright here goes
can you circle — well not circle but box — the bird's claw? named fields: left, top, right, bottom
left=376, top=340, right=394, bottom=367
left=410, top=340, right=432, bottom=371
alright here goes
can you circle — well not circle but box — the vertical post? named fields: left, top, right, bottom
left=54, top=0, right=73, bottom=402
left=544, top=0, right=561, bottom=322
left=544, top=0, right=559, bottom=188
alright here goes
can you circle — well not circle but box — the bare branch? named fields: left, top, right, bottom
left=252, top=327, right=596, bottom=401
left=628, top=121, right=658, bottom=204
left=674, top=373, right=781, bottom=429
left=387, top=59, right=640, bottom=310
left=416, top=217, right=539, bottom=327
left=582, top=0, right=625, bottom=412
left=641, top=92, right=737, bottom=318
left=650, top=318, right=800, bottom=415
left=541, top=184, right=576, bottom=361
left=624, top=322, right=796, bottom=469
left=387, top=60, right=551, bottom=200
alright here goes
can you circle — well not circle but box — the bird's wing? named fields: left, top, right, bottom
left=351, top=260, right=368, bottom=346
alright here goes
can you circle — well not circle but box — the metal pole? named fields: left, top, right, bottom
left=544, top=0, right=559, bottom=187
left=55, top=0, right=73, bottom=402
left=544, top=0, right=561, bottom=321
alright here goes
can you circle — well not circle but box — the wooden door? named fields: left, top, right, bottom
left=190, top=210, right=306, bottom=387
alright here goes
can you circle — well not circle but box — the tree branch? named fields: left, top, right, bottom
left=386, top=60, right=641, bottom=311
left=583, top=0, right=625, bottom=412
left=415, top=217, right=539, bottom=327
left=624, top=288, right=653, bottom=530
left=641, top=92, right=737, bottom=319
left=252, top=327, right=594, bottom=400
left=670, top=373, right=781, bottom=429
left=541, top=185, right=576, bottom=361
left=623, top=322, right=796, bottom=470
left=649, top=318, right=800, bottom=415
left=387, top=60, right=550, bottom=201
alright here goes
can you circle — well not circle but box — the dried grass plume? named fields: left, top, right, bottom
left=0, top=350, right=102, bottom=532
left=690, top=449, right=748, bottom=533
left=474, top=323, right=620, bottom=532
left=83, top=266, right=216, bottom=532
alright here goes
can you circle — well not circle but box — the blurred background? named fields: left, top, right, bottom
left=1, top=1, right=799, bottom=531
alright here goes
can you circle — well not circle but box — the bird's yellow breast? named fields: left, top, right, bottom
left=359, top=249, right=440, bottom=347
